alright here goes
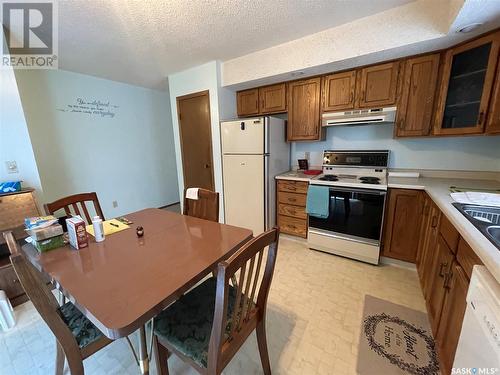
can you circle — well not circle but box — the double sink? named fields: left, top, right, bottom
left=453, top=203, right=500, bottom=250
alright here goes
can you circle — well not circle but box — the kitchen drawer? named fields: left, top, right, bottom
left=439, top=215, right=459, bottom=253
left=278, top=215, right=307, bottom=238
left=278, top=203, right=307, bottom=220
left=278, top=192, right=307, bottom=206
left=456, top=238, right=483, bottom=280
left=0, top=264, right=25, bottom=299
left=277, top=180, right=308, bottom=194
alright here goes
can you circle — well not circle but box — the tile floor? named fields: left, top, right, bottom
left=0, top=235, right=426, bottom=375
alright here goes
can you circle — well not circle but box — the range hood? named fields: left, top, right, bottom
left=322, top=106, right=397, bottom=127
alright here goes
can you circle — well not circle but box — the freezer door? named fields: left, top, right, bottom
left=221, top=118, right=265, bottom=154
left=223, top=154, right=265, bottom=235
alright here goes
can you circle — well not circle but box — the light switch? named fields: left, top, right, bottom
left=5, top=161, right=18, bottom=174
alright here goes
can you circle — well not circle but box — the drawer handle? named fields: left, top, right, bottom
left=444, top=270, right=453, bottom=290
left=431, top=216, right=438, bottom=228
left=288, top=198, right=297, bottom=202
left=439, top=262, right=448, bottom=277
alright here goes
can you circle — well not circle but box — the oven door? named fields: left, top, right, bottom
left=308, top=186, right=387, bottom=245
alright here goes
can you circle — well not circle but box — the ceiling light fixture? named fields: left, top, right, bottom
left=457, top=23, right=483, bottom=33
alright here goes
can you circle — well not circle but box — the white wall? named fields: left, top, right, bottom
left=167, top=61, right=236, bottom=222
left=14, top=69, right=179, bottom=217
left=292, top=124, right=500, bottom=171
left=0, top=36, right=43, bottom=200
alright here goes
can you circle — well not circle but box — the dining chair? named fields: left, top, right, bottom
left=3, top=231, right=113, bottom=375
left=183, top=188, right=219, bottom=222
left=45, top=192, right=105, bottom=224
left=152, top=227, right=280, bottom=375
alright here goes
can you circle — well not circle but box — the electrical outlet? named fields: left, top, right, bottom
left=5, top=161, right=18, bottom=174
left=112, top=201, right=118, bottom=208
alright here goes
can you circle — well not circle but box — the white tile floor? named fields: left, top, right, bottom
left=0, top=235, right=426, bottom=374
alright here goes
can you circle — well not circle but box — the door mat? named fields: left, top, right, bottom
left=357, top=295, right=440, bottom=375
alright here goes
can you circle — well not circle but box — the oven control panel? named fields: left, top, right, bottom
left=323, top=150, right=389, bottom=167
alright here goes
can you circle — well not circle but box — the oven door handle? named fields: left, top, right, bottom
left=328, top=186, right=387, bottom=195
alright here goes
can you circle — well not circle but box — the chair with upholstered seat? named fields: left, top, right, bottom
left=3, top=231, right=112, bottom=375
left=152, top=227, right=280, bottom=375
left=45, top=192, right=105, bottom=224
left=183, top=188, right=219, bottom=222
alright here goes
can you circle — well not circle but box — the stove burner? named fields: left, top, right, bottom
left=359, top=176, right=381, bottom=185
left=319, top=175, right=338, bottom=181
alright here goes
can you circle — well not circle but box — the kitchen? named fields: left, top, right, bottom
left=221, top=27, right=500, bottom=374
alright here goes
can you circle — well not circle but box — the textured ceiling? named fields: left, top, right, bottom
left=55, top=0, right=413, bottom=89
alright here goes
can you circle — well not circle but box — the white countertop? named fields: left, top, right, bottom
left=275, top=171, right=500, bottom=283
left=275, top=171, right=317, bottom=182
left=389, top=176, right=500, bottom=283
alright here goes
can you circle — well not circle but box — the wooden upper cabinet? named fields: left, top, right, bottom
left=287, top=77, right=322, bottom=141
left=237, top=88, right=259, bottom=117
left=383, top=189, right=423, bottom=263
left=395, top=54, right=440, bottom=137
left=436, top=262, right=469, bottom=374
left=486, top=56, right=500, bottom=134
left=259, top=83, right=286, bottom=114
left=433, top=32, right=500, bottom=135
left=357, top=61, right=399, bottom=108
left=322, top=71, right=356, bottom=111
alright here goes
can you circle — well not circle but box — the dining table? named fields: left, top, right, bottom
left=22, top=208, right=253, bottom=374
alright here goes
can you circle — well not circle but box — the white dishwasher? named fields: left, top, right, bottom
left=453, top=265, right=500, bottom=371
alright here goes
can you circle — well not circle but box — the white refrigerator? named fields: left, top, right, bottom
left=221, top=117, right=290, bottom=235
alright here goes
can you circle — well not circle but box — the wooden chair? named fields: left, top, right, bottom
left=152, top=227, right=280, bottom=375
left=45, top=192, right=105, bottom=224
left=3, top=231, right=112, bottom=375
left=183, top=188, right=219, bottom=222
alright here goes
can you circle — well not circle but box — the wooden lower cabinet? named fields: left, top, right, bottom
left=426, top=235, right=454, bottom=335
left=382, top=189, right=423, bottom=262
left=276, top=180, right=308, bottom=238
left=404, top=191, right=486, bottom=372
left=436, top=262, right=469, bottom=375
left=0, top=263, right=26, bottom=306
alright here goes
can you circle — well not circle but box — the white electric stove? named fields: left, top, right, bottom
left=308, top=150, right=390, bottom=265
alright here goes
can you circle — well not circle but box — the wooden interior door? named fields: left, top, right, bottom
left=177, top=91, right=215, bottom=191
left=287, top=77, right=322, bottom=141
left=322, top=71, right=356, bottom=111
left=259, top=83, right=286, bottom=114
left=357, top=61, right=399, bottom=108
left=237, top=88, right=259, bottom=117
left=382, top=189, right=423, bottom=263
left=395, top=54, right=440, bottom=137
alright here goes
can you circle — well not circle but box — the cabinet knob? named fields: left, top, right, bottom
left=439, top=262, right=448, bottom=277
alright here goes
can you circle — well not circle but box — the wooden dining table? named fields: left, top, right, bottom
left=22, top=208, right=253, bottom=374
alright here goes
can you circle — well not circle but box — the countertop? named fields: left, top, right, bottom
left=275, top=171, right=317, bottom=182
left=275, top=171, right=500, bottom=283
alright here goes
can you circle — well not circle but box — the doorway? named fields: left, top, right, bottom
left=177, top=90, right=215, bottom=191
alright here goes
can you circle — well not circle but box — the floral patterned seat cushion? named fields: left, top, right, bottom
left=58, top=302, right=105, bottom=348
left=154, top=277, right=252, bottom=368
